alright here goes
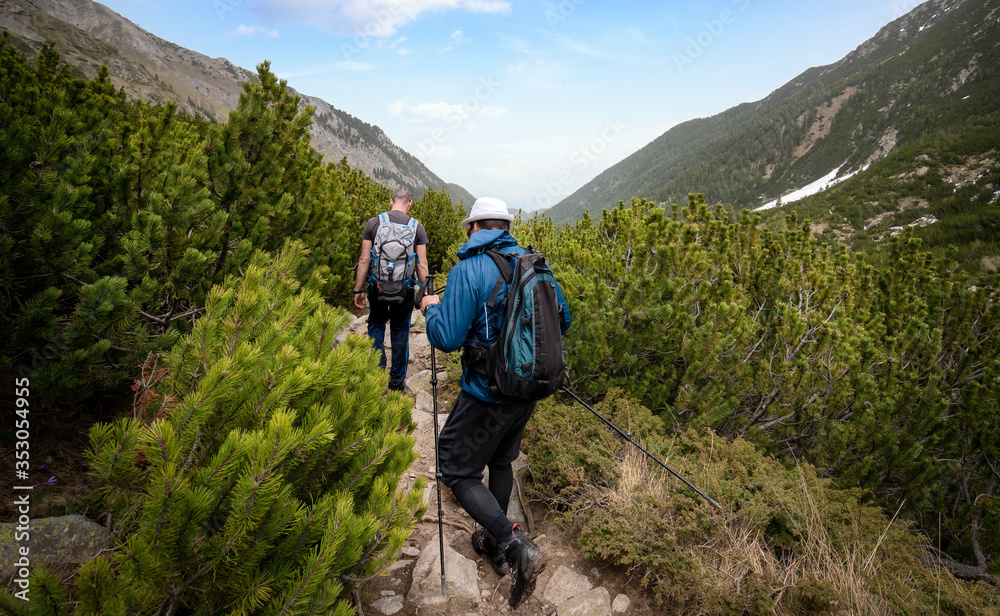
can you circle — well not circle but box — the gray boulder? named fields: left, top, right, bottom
left=0, top=514, right=107, bottom=569
left=407, top=542, right=479, bottom=605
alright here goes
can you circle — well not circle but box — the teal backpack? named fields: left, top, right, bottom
left=468, top=247, right=567, bottom=400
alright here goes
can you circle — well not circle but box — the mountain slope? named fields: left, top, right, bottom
left=0, top=0, right=475, bottom=206
left=548, top=0, right=1000, bottom=225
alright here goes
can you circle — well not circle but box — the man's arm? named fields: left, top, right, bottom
left=415, top=243, right=429, bottom=287
left=354, top=239, right=372, bottom=309
left=421, top=262, right=477, bottom=353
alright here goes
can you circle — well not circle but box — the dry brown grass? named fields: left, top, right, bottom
left=606, top=448, right=943, bottom=615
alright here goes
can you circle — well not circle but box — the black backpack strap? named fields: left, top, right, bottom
left=463, top=341, right=488, bottom=385
left=463, top=249, right=515, bottom=384
left=483, top=249, right=515, bottom=309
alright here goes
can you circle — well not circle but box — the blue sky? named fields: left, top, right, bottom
left=97, top=0, right=924, bottom=212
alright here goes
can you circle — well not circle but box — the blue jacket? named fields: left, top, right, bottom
left=425, top=229, right=572, bottom=403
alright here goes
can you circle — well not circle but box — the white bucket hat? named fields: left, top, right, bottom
left=461, top=197, right=514, bottom=231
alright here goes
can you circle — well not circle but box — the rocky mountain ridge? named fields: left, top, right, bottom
left=0, top=0, right=475, bottom=206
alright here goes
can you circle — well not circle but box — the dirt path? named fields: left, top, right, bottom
left=345, top=312, right=656, bottom=616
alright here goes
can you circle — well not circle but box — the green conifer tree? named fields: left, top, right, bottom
left=1, top=46, right=359, bottom=404
left=80, top=242, right=425, bottom=615
left=201, top=61, right=315, bottom=283
left=333, top=157, right=391, bottom=234
left=0, top=38, right=135, bottom=399
left=410, top=187, right=465, bottom=274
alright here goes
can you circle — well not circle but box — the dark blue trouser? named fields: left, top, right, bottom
left=366, top=289, right=414, bottom=390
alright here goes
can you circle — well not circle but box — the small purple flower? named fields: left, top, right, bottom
left=37, top=464, right=48, bottom=471
left=33, top=476, right=57, bottom=487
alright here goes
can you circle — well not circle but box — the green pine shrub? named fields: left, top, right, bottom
left=70, top=243, right=424, bottom=615
left=0, top=40, right=465, bottom=410
left=517, top=197, right=999, bottom=576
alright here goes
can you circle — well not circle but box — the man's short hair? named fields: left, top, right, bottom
left=392, top=189, right=412, bottom=204
left=477, top=218, right=510, bottom=231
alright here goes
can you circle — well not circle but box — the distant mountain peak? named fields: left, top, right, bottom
left=546, top=0, right=1000, bottom=225
left=0, top=0, right=474, bottom=205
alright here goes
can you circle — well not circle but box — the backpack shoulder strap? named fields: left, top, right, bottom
left=463, top=249, right=512, bottom=382
left=484, top=249, right=514, bottom=281
left=484, top=249, right=515, bottom=309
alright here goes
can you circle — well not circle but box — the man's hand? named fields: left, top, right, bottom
left=420, top=294, right=439, bottom=316
left=354, top=292, right=366, bottom=310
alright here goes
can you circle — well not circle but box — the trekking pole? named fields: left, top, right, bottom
left=415, top=282, right=445, bottom=303
left=424, top=275, right=447, bottom=598
left=560, top=387, right=722, bottom=510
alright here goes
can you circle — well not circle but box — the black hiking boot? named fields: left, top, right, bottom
left=499, top=524, right=546, bottom=608
left=471, top=528, right=510, bottom=577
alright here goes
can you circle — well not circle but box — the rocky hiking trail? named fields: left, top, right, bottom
left=347, top=311, right=655, bottom=616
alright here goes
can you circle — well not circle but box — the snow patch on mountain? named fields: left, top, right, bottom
left=757, top=164, right=868, bottom=211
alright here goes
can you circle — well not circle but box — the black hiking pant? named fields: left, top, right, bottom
left=438, top=390, right=536, bottom=540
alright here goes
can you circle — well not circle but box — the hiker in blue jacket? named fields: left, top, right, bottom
left=419, top=196, right=571, bottom=608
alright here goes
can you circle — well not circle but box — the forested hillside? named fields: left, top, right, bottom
left=548, top=0, right=1000, bottom=261
left=758, top=124, right=1000, bottom=274
left=1, top=40, right=997, bottom=615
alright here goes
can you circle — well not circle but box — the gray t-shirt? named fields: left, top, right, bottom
left=362, top=210, right=429, bottom=245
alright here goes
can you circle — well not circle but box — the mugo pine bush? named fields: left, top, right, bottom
left=515, top=196, right=998, bottom=588
left=0, top=39, right=358, bottom=407
left=74, top=244, right=425, bottom=615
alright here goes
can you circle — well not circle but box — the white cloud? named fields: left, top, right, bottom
left=255, top=0, right=511, bottom=37
left=480, top=164, right=520, bottom=178
left=333, top=60, right=378, bottom=71
left=479, top=105, right=506, bottom=118
left=409, top=102, right=463, bottom=120
left=555, top=34, right=611, bottom=58
left=231, top=25, right=280, bottom=38
left=419, top=143, right=456, bottom=159
left=388, top=100, right=408, bottom=115
left=499, top=35, right=549, bottom=62
left=405, top=101, right=507, bottom=122
left=441, top=29, right=471, bottom=51
left=387, top=36, right=411, bottom=55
